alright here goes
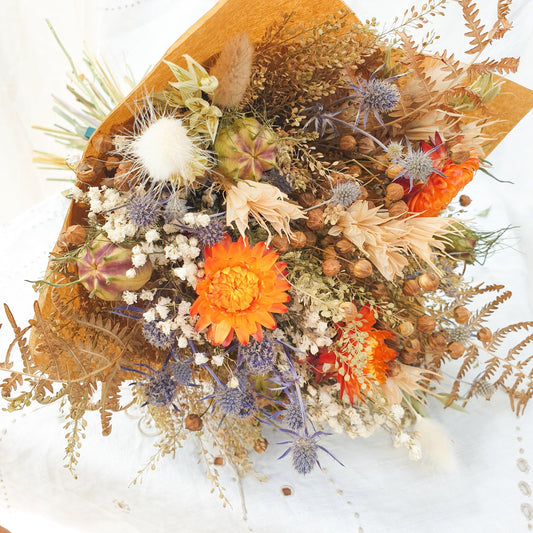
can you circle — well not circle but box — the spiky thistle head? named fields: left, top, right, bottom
left=330, top=181, right=361, bottom=208
left=126, top=190, right=161, bottom=229
left=142, top=320, right=175, bottom=350
left=349, top=68, right=402, bottom=128
left=142, top=369, right=177, bottom=408
left=290, top=436, right=319, bottom=475
left=238, top=335, right=275, bottom=375
left=386, top=141, right=404, bottom=162
left=188, top=216, right=226, bottom=249
left=284, top=400, right=305, bottom=431
left=215, top=373, right=257, bottom=418
left=169, top=360, right=193, bottom=386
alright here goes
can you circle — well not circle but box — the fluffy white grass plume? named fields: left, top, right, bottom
left=116, top=105, right=212, bottom=194
left=211, top=33, right=254, bottom=108
left=415, top=415, right=458, bottom=472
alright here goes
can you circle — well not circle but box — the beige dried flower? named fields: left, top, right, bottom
left=211, top=33, right=254, bottom=108
left=225, top=180, right=306, bottom=239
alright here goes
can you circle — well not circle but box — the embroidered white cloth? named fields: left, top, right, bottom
left=0, top=1, right=532, bottom=532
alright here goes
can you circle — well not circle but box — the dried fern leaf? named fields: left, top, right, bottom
left=460, top=0, right=490, bottom=55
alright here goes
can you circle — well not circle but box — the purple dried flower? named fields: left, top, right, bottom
left=142, top=320, right=174, bottom=350
left=189, top=217, right=226, bottom=248
left=215, top=374, right=257, bottom=419
left=142, top=369, right=177, bottom=408
left=127, top=191, right=160, bottom=228
left=170, top=360, right=193, bottom=386
left=238, top=336, right=275, bottom=375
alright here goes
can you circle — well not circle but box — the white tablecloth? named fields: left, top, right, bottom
left=0, top=1, right=532, bottom=532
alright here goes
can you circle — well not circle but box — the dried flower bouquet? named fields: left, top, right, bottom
left=2, top=0, right=533, bottom=495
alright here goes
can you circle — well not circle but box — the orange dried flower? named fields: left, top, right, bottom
left=313, top=305, right=398, bottom=403
left=190, top=235, right=291, bottom=346
left=407, top=133, right=480, bottom=217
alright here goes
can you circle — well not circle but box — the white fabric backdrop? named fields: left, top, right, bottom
left=0, top=1, right=532, bottom=532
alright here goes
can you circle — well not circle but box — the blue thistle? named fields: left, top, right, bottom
left=284, top=400, right=305, bottom=431
left=347, top=67, right=403, bottom=128
left=215, top=374, right=257, bottom=419
left=290, top=436, right=319, bottom=475
left=189, top=217, right=226, bottom=248
left=127, top=191, right=160, bottom=228
left=164, top=194, right=188, bottom=223
left=142, top=320, right=174, bottom=350
left=238, top=336, right=275, bottom=375
left=386, top=141, right=404, bottom=162
left=393, top=139, right=447, bottom=190
left=330, top=181, right=361, bottom=208
left=169, top=360, right=193, bottom=386
left=142, top=369, right=177, bottom=408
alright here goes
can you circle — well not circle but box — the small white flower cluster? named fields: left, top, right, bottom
left=306, top=385, right=385, bottom=439
left=393, top=430, right=422, bottom=461
left=288, top=304, right=333, bottom=354
left=84, top=186, right=137, bottom=243
left=165, top=234, right=203, bottom=288
left=141, top=297, right=198, bottom=348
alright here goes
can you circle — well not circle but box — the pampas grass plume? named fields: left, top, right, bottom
left=211, top=33, right=254, bottom=108
left=415, top=416, right=458, bottom=472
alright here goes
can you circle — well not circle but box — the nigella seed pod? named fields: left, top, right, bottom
left=399, top=321, right=415, bottom=337
left=388, top=200, right=408, bottom=218
left=385, top=182, right=404, bottom=201
left=76, top=236, right=152, bottom=301
left=215, top=117, right=277, bottom=181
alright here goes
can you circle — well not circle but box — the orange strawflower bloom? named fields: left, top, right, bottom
left=313, top=305, right=398, bottom=403
left=407, top=133, right=480, bottom=217
left=190, top=235, right=291, bottom=346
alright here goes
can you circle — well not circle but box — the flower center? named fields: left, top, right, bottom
left=209, top=265, right=260, bottom=312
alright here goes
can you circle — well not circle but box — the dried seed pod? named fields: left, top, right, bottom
left=322, top=258, right=341, bottom=277
left=477, top=327, right=492, bottom=343
left=104, top=155, right=121, bottom=173
left=335, top=238, right=355, bottom=256
left=351, top=258, right=373, bottom=278
left=447, top=341, right=466, bottom=359
left=289, top=231, right=307, bottom=249
left=404, top=338, right=421, bottom=353
left=386, top=165, right=404, bottom=180
left=91, top=132, right=113, bottom=156
left=418, top=271, right=440, bottom=292
left=340, top=302, right=358, bottom=320
left=281, top=486, right=293, bottom=496
left=399, top=350, right=418, bottom=365
left=214, top=456, right=224, bottom=466
left=303, top=231, right=317, bottom=248
left=372, top=282, right=387, bottom=298
left=417, top=315, right=436, bottom=334
left=453, top=306, right=471, bottom=324
left=450, top=144, right=471, bottom=164
left=306, top=208, right=324, bottom=231
left=385, top=182, right=405, bottom=201
left=322, top=246, right=337, bottom=261
left=387, top=360, right=402, bottom=378
left=253, top=437, right=268, bottom=454
left=428, top=331, right=447, bottom=351
left=403, top=279, right=420, bottom=297
left=76, top=157, right=106, bottom=184
left=357, top=137, right=376, bottom=154
left=298, top=192, right=316, bottom=208
left=388, top=200, right=409, bottom=218
left=346, top=164, right=361, bottom=178
left=459, top=195, right=471, bottom=207
left=270, top=235, right=290, bottom=253
left=58, top=225, right=87, bottom=251
left=339, top=135, right=357, bottom=151
left=320, top=235, right=336, bottom=248
left=185, top=414, right=203, bottom=431
left=399, top=321, right=415, bottom=337
left=358, top=186, right=369, bottom=200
